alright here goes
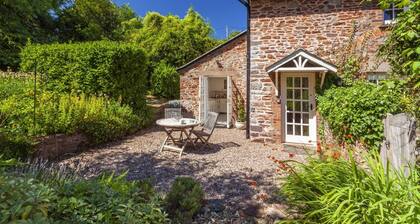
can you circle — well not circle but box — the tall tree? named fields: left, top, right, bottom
left=0, top=0, right=64, bottom=69
left=57, top=0, right=137, bottom=41
left=128, top=8, right=219, bottom=68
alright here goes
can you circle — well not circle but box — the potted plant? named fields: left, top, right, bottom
left=235, top=99, right=246, bottom=130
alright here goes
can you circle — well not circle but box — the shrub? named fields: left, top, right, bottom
left=0, top=76, right=152, bottom=159
left=151, top=62, right=180, bottom=99
left=165, top=177, right=204, bottom=223
left=317, top=81, right=406, bottom=148
left=279, top=151, right=420, bottom=224
left=20, top=41, right=148, bottom=112
left=35, top=93, right=146, bottom=144
left=0, top=162, right=168, bottom=223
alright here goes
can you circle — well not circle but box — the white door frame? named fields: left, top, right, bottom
left=199, top=75, right=232, bottom=128
left=199, top=75, right=208, bottom=122
left=280, top=73, right=317, bottom=145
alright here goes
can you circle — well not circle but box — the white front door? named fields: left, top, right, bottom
left=281, top=73, right=316, bottom=144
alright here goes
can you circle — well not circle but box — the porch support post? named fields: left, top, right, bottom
left=320, top=71, right=327, bottom=88
left=275, top=71, right=279, bottom=97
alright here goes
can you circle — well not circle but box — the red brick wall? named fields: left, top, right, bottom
left=249, top=0, right=388, bottom=143
left=179, top=34, right=247, bottom=120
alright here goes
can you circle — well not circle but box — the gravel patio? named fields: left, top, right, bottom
left=59, top=125, right=308, bottom=223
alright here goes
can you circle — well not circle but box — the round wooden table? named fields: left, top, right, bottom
left=156, top=118, right=200, bottom=158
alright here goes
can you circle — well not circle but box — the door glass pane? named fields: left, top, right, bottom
left=287, top=101, right=294, bottom=111
left=302, top=77, right=309, bottom=88
left=287, top=113, right=293, bottom=123
left=287, top=77, right=293, bottom=87
left=302, top=102, right=309, bottom=112
left=294, top=77, right=301, bottom=87
left=303, top=126, right=309, bottom=136
left=294, top=113, right=301, bottom=124
left=294, top=89, right=301, bottom=100
left=294, top=101, right=301, bottom=112
left=287, top=89, right=293, bottom=99
left=295, top=125, right=301, bottom=136
left=302, top=89, right=309, bottom=100
left=287, top=125, right=293, bottom=135
left=302, top=113, right=309, bottom=124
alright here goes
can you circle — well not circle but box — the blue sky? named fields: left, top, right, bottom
left=112, top=0, right=247, bottom=39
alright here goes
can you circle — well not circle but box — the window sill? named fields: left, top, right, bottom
left=379, top=23, right=393, bottom=29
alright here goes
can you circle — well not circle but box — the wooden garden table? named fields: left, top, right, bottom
left=156, top=118, right=200, bottom=158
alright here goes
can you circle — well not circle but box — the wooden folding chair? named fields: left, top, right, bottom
left=191, top=112, right=219, bottom=149
left=165, top=108, right=182, bottom=119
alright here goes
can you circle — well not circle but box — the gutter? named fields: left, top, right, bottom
left=239, top=0, right=251, bottom=139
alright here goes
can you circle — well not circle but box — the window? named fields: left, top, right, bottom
left=383, top=4, right=404, bottom=25
left=367, top=73, right=387, bottom=84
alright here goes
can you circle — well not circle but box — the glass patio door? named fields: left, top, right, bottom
left=281, top=73, right=316, bottom=144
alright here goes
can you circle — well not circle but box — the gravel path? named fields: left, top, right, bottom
left=59, top=125, right=308, bottom=223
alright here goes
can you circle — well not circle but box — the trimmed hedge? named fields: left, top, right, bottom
left=20, top=41, right=148, bottom=112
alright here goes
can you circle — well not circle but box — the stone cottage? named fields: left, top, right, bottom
left=178, top=0, right=394, bottom=145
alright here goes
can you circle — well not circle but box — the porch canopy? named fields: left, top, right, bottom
left=266, top=48, right=337, bottom=73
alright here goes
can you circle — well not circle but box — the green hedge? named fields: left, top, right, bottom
left=317, top=81, right=408, bottom=148
left=151, top=62, right=180, bottom=99
left=20, top=41, right=148, bottom=112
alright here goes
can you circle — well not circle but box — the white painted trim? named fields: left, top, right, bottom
left=280, top=73, right=317, bottom=145
left=275, top=72, right=279, bottom=97
left=267, top=51, right=337, bottom=73
left=320, top=72, right=327, bottom=88
left=274, top=67, right=329, bottom=72
left=227, top=76, right=232, bottom=128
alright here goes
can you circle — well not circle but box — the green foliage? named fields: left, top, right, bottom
left=379, top=0, right=420, bottom=89
left=317, top=81, right=406, bottom=148
left=237, top=98, right=246, bottom=122
left=128, top=8, right=219, bottom=68
left=0, top=164, right=168, bottom=223
left=165, top=177, right=204, bottom=223
left=58, top=0, right=137, bottom=41
left=0, top=76, right=152, bottom=159
left=151, top=62, right=180, bottom=99
left=34, top=93, right=145, bottom=144
left=0, top=0, right=64, bottom=69
left=20, top=41, right=148, bottom=112
left=338, top=56, right=360, bottom=86
left=280, top=152, right=420, bottom=224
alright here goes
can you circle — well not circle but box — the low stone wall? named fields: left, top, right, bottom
left=34, top=133, right=88, bottom=160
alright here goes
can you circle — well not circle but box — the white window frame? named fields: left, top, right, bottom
left=383, top=4, right=405, bottom=25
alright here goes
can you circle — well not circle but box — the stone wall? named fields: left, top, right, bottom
left=179, top=33, right=247, bottom=121
left=249, top=0, right=388, bottom=143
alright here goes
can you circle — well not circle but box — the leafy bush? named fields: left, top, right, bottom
left=20, top=41, right=148, bottom=112
left=0, top=76, right=152, bottom=159
left=0, top=162, right=168, bottom=223
left=151, top=62, right=180, bottom=99
left=165, top=177, right=204, bottom=223
left=279, top=152, right=420, bottom=224
left=35, top=93, right=145, bottom=144
left=317, top=81, right=407, bottom=148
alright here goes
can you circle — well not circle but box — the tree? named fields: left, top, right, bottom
left=0, top=0, right=64, bottom=69
left=128, top=8, right=219, bottom=68
left=57, top=0, right=137, bottom=41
